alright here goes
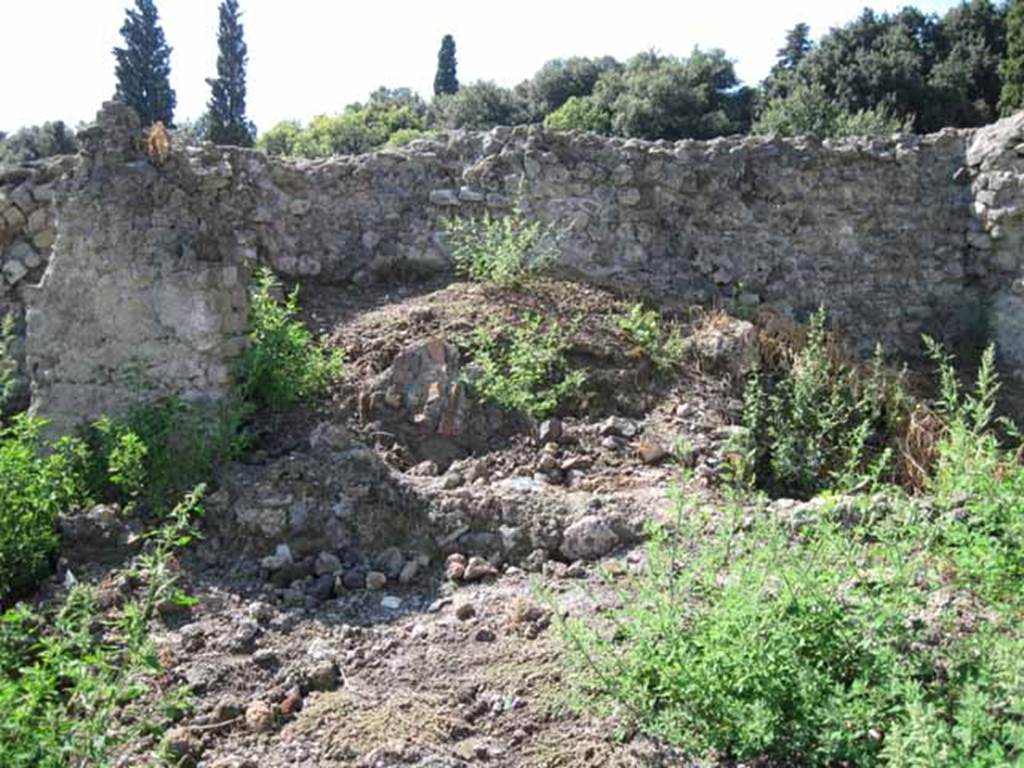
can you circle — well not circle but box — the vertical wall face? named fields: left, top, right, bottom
left=966, top=113, right=1024, bottom=375
left=10, top=103, right=1024, bottom=431
left=0, top=157, right=67, bottom=411
left=23, top=104, right=249, bottom=436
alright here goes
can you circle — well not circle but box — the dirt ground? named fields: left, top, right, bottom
left=56, top=278, right=763, bottom=767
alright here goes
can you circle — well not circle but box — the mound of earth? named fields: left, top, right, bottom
left=56, top=277, right=771, bottom=766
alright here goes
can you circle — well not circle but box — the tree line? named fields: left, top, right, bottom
left=4, top=0, right=1024, bottom=164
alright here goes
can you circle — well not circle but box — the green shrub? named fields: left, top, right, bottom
left=613, top=302, right=684, bottom=372
left=754, top=82, right=909, bottom=138
left=562, top=338, right=1024, bottom=766
left=462, top=312, right=585, bottom=418
left=237, top=268, right=344, bottom=411
left=0, top=417, right=88, bottom=604
left=544, top=95, right=612, bottom=133
left=76, top=398, right=245, bottom=514
left=0, top=588, right=129, bottom=767
left=560, top=488, right=1024, bottom=766
left=0, top=488, right=204, bottom=767
left=924, top=339, right=1024, bottom=601
left=386, top=127, right=436, bottom=146
left=0, top=313, right=16, bottom=413
left=442, top=204, right=559, bottom=287
left=736, top=309, right=904, bottom=498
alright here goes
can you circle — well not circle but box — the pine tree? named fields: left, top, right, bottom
left=434, top=34, right=459, bottom=96
left=777, top=23, right=812, bottom=71
left=762, top=23, right=813, bottom=102
left=205, top=0, right=255, bottom=146
left=112, top=0, right=176, bottom=127
left=1000, top=0, right=1024, bottom=115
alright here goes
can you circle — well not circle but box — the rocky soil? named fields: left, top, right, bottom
left=51, top=278, right=768, bottom=767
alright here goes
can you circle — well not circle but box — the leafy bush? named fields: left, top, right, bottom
left=0, top=121, right=77, bottom=164
left=257, top=89, right=428, bottom=157
left=237, top=268, right=343, bottom=411
left=735, top=308, right=904, bottom=498
left=754, top=82, right=909, bottom=138
left=442, top=204, right=558, bottom=287
left=462, top=312, right=585, bottom=418
left=561, top=487, right=1024, bottom=766
left=613, top=303, right=685, bottom=372
left=563, top=336, right=1024, bottom=766
left=386, top=127, right=436, bottom=147
left=0, top=488, right=204, bottom=767
left=924, top=339, right=1024, bottom=600
left=544, top=95, right=612, bottom=133
left=430, top=80, right=530, bottom=129
left=80, top=398, right=246, bottom=511
left=0, top=417, right=88, bottom=604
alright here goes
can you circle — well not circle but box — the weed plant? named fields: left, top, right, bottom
left=237, top=267, right=344, bottom=410
left=560, top=341, right=1024, bottom=766
left=442, top=203, right=559, bottom=287
left=613, top=302, right=685, bottom=372
left=733, top=308, right=906, bottom=498
left=0, top=488, right=204, bottom=767
left=462, top=312, right=586, bottom=418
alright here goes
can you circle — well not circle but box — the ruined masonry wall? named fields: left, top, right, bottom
left=4, top=102, right=1024, bottom=429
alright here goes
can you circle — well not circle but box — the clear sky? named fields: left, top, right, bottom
left=1, top=0, right=964, bottom=134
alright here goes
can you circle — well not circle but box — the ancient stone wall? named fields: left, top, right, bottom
left=18, top=104, right=249, bottom=434
left=5, top=102, right=1024, bottom=428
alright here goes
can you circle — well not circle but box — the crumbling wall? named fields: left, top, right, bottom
left=23, top=104, right=249, bottom=435
left=0, top=155, right=69, bottom=410
left=11, top=102, right=1024, bottom=429
left=966, top=112, right=1024, bottom=374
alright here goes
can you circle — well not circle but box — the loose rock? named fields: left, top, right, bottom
left=561, top=515, right=620, bottom=561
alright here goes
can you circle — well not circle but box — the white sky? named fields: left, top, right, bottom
left=2, top=0, right=963, bottom=134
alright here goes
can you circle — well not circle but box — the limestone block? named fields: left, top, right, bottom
left=429, top=189, right=459, bottom=206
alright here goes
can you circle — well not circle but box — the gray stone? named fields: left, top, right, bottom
left=261, top=544, right=293, bottom=571
left=365, top=571, right=388, bottom=590
left=463, top=556, right=498, bottom=581
left=375, top=546, right=405, bottom=579
left=599, top=417, right=638, bottom=439
left=398, top=559, right=419, bottom=584
left=314, top=551, right=342, bottom=576
left=538, top=418, right=562, bottom=444
left=429, top=189, right=460, bottom=206
left=458, top=186, right=485, bottom=202
left=561, top=515, right=619, bottom=561
left=2, top=259, right=27, bottom=285
left=339, top=569, right=365, bottom=591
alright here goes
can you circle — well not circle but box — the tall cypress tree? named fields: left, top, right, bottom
left=1000, top=0, right=1024, bottom=115
left=777, top=23, right=812, bottom=71
left=434, top=34, right=459, bottom=96
left=112, top=0, right=176, bottom=126
left=205, top=0, right=255, bottom=146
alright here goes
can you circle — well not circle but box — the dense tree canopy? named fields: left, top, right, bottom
left=257, top=88, right=430, bottom=157
left=542, top=50, right=752, bottom=140
left=762, top=2, right=1008, bottom=134
left=521, top=56, right=621, bottom=120
left=112, top=0, right=176, bottom=127
left=205, top=0, right=255, bottom=146
left=1001, top=0, right=1024, bottom=114
left=0, top=122, right=78, bottom=164
left=432, top=80, right=530, bottom=130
